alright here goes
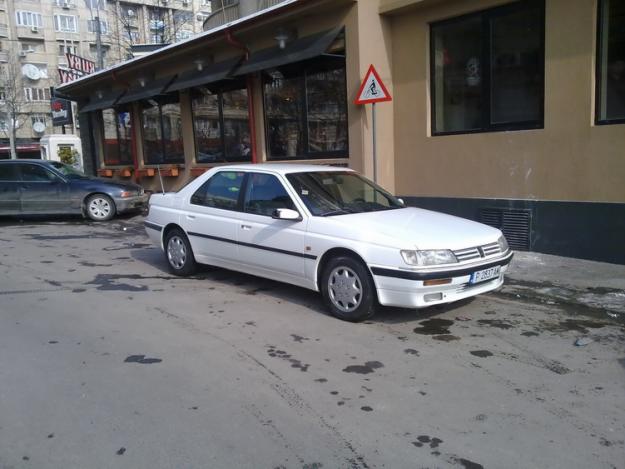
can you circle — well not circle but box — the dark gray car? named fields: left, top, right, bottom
left=0, top=159, right=148, bottom=221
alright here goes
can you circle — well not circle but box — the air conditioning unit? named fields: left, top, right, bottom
left=19, top=51, right=28, bottom=58
left=62, top=1, right=71, bottom=9
left=31, top=26, right=39, bottom=33
left=182, top=0, right=189, bottom=5
left=127, top=10, right=135, bottom=16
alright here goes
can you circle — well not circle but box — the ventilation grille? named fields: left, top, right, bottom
left=453, top=242, right=502, bottom=262
left=479, top=208, right=531, bottom=251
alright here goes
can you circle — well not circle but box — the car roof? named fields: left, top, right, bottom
left=0, top=159, right=52, bottom=165
left=214, top=163, right=354, bottom=175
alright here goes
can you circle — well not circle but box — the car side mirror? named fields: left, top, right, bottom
left=272, top=208, right=302, bottom=221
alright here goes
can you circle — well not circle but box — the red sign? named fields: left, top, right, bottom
left=354, top=64, right=392, bottom=105
left=65, top=52, right=96, bottom=75
left=58, top=68, right=83, bottom=84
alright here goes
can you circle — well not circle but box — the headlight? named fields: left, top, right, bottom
left=401, top=249, right=458, bottom=266
left=120, top=191, right=132, bottom=198
left=497, top=234, right=509, bottom=253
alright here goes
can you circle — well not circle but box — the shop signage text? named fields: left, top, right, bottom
left=66, top=53, right=96, bottom=75
left=50, top=98, right=74, bottom=126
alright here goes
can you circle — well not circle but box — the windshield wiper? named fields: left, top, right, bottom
left=320, top=208, right=356, bottom=217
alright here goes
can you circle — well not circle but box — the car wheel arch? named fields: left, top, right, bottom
left=315, top=247, right=378, bottom=293
left=162, top=223, right=185, bottom=249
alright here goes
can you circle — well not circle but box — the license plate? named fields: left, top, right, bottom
left=470, top=266, right=500, bottom=284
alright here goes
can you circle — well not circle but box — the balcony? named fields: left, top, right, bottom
left=203, top=1, right=239, bottom=31
left=16, top=25, right=45, bottom=39
left=0, top=23, right=7, bottom=37
left=0, top=50, right=8, bottom=63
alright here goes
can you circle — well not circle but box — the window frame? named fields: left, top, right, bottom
left=15, top=11, right=43, bottom=28
left=262, top=58, right=349, bottom=161
left=190, top=81, right=251, bottom=164
left=54, top=14, right=78, bottom=33
left=100, top=107, right=134, bottom=167
left=595, top=0, right=625, bottom=126
left=429, top=0, right=545, bottom=136
left=140, top=96, right=185, bottom=166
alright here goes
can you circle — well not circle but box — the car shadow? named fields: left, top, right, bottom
left=131, top=246, right=474, bottom=324
left=0, top=212, right=141, bottom=227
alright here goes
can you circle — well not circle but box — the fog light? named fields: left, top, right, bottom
left=424, top=293, right=443, bottom=302
left=423, top=278, right=452, bottom=286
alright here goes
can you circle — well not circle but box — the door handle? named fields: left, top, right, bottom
left=186, top=214, right=196, bottom=220
left=241, top=224, right=252, bottom=230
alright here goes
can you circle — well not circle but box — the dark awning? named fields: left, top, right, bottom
left=234, top=26, right=343, bottom=76
left=167, top=57, right=244, bottom=92
left=116, top=75, right=177, bottom=105
left=79, top=90, right=126, bottom=113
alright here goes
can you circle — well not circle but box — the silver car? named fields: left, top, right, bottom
left=0, top=159, right=148, bottom=221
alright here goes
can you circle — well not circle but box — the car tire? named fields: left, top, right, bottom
left=85, top=194, right=116, bottom=221
left=321, top=255, right=377, bottom=322
left=164, top=228, right=197, bottom=276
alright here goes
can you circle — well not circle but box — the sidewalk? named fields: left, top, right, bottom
left=502, top=251, right=625, bottom=319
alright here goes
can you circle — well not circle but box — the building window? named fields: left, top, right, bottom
left=88, top=19, right=108, bottom=34
left=16, top=11, right=43, bottom=28
left=23, top=87, right=50, bottom=102
left=0, top=87, right=6, bottom=101
left=101, top=108, right=133, bottom=166
left=141, top=97, right=184, bottom=165
left=54, top=15, right=77, bottom=32
left=263, top=61, right=348, bottom=160
left=58, top=43, right=78, bottom=56
left=597, top=0, right=625, bottom=124
left=191, top=86, right=250, bottom=164
left=31, top=114, right=48, bottom=127
left=430, top=0, right=544, bottom=135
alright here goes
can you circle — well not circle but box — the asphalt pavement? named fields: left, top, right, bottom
left=0, top=214, right=623, bottom=469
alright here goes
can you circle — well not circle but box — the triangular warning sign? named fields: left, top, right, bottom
left=354, top=64, right=392, bottom=105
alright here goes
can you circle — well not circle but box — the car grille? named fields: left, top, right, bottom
left=453, top=242, right=501, bottom=262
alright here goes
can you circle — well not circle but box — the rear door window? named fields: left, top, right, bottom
left=18, top=164, right=59, bottom=182
left=190, top=171, right=245, bottom=210
left=0, top=164, right=19, bottom=181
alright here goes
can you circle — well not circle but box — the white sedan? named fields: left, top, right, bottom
left=144, top=164, right=512, bottom=321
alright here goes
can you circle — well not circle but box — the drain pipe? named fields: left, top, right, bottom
left=112, top=70, right=141, bottom=182
left=225, top=29, right=258, bottom=164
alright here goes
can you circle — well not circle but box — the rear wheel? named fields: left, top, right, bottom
left=321, top=256, right=376, bottom=322
left=86, top=194, right=115, bottom=221
left=164, top=228, right=196, bottom=276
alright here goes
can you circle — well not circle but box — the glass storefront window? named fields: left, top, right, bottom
left=101, top=108, right=133, bottom=166
left=263, top=60, right=348, bottom=160
left=306, top=68, right=348, bottom=153
left=141, top=97, right=184, bottom=165
left=431, top=0, right=544, bottom=135
left=597, top=0, right=625, bottom=124
left=191, top=86, right=250, bottom=163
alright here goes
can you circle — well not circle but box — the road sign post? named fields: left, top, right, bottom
left=354, top=65, right=392, bottom=183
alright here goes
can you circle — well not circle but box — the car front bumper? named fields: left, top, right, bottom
left=114, top=194, right=149, bottom=213
left=371, top=251, right=513, bottom=309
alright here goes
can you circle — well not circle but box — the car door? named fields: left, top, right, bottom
left=0, top=164, right=20, bottom=215
left=237, top=172, right=307, bottom=282
left=17, top=163, right=69, bottom=214
left=182, top=170, right=245, bottom=267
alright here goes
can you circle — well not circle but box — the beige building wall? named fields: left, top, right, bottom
left=388, top=0, right=625, bottom=203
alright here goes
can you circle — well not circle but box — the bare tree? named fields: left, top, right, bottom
left=0, top=49, right=31, bottom=160
left=103, top=1, right=196, bottom=66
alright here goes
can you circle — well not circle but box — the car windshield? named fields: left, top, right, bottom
left=286, top=171, right=404, bottom=216
left=49, top=161, right=88, bottom=179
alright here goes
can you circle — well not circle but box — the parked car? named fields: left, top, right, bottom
left=0, top=159, right=147, bottom=221
left=145, top=164, right=513, bottom=321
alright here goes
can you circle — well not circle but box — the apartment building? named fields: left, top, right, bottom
left=0, top=0, right=212, bottom=157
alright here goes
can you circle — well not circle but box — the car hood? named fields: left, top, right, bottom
left=313, top=207, right=502, bottom=250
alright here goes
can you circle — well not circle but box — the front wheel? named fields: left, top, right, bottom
left=164, top=228, right=197, bottom=276
left=321, top=256, right=376, bottom=322
left=86, top=194, right=115, bottom=221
